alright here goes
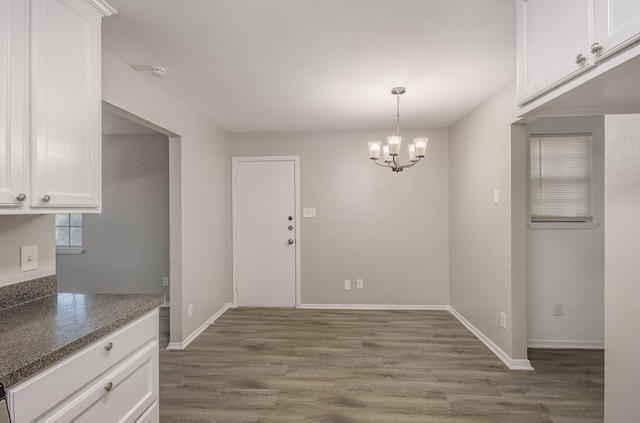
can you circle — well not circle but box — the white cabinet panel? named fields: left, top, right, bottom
left=30, top=0, right=102, bottom=209
left=517, top=0, right=595, bottom=105
left=0, top=0, right=27, bottom=208
left=594, top=0, right=640, bottom=61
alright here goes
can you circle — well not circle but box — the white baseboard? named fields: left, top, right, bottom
left=528, top=339, right=604, bottom=349
left=166, top=302, right=233, bottom=351
left=299, top=303, right=450, bottom=311
left=448, top=306, right=534, bottom=371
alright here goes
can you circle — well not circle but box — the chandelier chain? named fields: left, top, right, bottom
left=396, top=94, right=401, bottom=136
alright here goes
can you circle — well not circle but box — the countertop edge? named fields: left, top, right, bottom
left=2, top=295, right=164, bottom=388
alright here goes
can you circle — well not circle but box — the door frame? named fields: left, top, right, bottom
left=231, top=156, right=301, bottom=308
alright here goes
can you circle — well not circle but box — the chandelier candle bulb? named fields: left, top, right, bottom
left=387, top=136, right=402, bottom=155
left=414, top=138, right=428, bottom=157
left=383, top=145, right=392, bottom=163
left=368, top=141, right=382, bottom=159
left=408, top=144, right=417, bottom=162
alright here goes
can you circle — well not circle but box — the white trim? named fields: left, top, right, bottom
left=300, top=304, right=449, bottom=311
left=165, top=302, right=232, bottom=351
left=528, top=339, right=604, bottom=349
left=448, top=307, right=534, bottom=371
left=55, top=247, right=84, bottom=255
left=84, top=0, right=117, bottom=17
left=231, top=156, right=301, bottom=308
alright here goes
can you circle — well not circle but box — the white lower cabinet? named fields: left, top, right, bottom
left=7, top=310, right=159, bottom=423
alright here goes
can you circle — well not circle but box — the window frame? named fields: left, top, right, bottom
left=55, top=213, right=85, bottom=254
left=527, top=132, right=599, bottom=230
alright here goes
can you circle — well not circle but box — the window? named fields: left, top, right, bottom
left=530, top=135, right=593, bottom=223
left=55, top=214, right=83, bottom=253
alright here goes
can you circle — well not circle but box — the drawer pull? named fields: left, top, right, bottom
left=104, top=382, right=113, bottom=392
left=104, top=342, right=113, bottom=351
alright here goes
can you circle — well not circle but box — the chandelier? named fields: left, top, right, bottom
left=367, top=87, right=428, bottom=172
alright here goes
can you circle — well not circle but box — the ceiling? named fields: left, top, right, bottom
left=102, top=0, right=516, bottom=133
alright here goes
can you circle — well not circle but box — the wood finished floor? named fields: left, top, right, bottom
left=158, top=308, right=603, bottom=422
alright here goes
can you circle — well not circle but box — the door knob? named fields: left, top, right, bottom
left=288, top=225, right=293, bottom=230
left=42, top=195, right=51, bottom=203
left=288, top=239, right=294, bottom=245
left=16, top=193, right=26, bottom=202
left=288, top=216, right=293, bottom=221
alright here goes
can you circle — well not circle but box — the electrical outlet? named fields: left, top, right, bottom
left=188, top=304, right=193, bottom=317
left=356, top=279, right=364, bottom=289
left=163, top=277, right=169, bottom=286
left=554, top=303, right=564, bottom=316
left=500, top=312, right=507, bottom=329
left=344, top=280, right=351, bottom=290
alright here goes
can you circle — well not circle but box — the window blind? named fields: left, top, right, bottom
left=530, top=135, right=593, bottom=222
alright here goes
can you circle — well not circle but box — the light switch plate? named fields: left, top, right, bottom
left=303, top=208, right=317, bottom=218
left=20, top=245, right=38, bottom=272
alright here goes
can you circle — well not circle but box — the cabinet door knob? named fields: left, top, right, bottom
left=16, top=193, right=26, bottom=202
left=41, top=195, right=51, bottom=203
left=575, top=53, right=586, bottom=64
left=288, top=239, right=294, bottom=245
left=104, top=342, right=113, bottom=351
left=590, top=42, right=602, bottom=54
left=104, top=382, right=113, bottom=392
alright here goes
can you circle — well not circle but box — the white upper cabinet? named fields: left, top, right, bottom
left=517, top=0, right=595, bottom=105
left=517, top=0, right=640, bottom=110
left=0, top=0, right=28, bottom=209
left=0, top=0, right=115, bottom=214
left=593, top=0, right=640, bottom=62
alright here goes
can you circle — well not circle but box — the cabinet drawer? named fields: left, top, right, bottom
left=42, top=343, right=158, bottom=423
left=9, top=309, right=158, bottom=422
left=135, top=401, right=158, bottom=423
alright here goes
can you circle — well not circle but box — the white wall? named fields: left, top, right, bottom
left=0, top=215, right=56, bottom=287
left=604, top=114, right=640, bottom=422
left=449, top=81, right=528, bottom=361
left=57, top=134, right=170, bottom=300
left=102, top=48, right=231, bottom=343
left=526, top=116, right=605, bottom=348
left=229, top=129, right=450, bottom=306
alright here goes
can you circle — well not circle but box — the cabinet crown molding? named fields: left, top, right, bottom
left=84, top=0, right=116, bottom=17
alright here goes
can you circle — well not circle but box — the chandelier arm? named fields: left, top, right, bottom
left=402, top=157, right=422, bottom=170
left=372, top=159, right=393, bottom=169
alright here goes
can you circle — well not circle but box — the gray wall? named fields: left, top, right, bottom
left=0, top=215, right=55, bottom=286
left=526, top=116, right=604, bottom=348
left=57, top=134, right=170, bottom=299
left=229, top=129, right=450, bottom=306
left=449, top=82, right=527, bottom=360
left=604, top=114, right=640, bottom=421
left=103, top=49, right=231, bottom=344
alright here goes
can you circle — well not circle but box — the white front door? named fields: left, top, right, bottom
left=233, top=157, right=298, bottom=307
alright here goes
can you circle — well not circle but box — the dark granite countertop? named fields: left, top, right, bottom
left=0, top=292, right=164, bottom=388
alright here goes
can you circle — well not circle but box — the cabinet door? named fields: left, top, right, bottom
left=0, top=0, right=28, bottom=208
left=517, top=0, right=595, bottom=105
left=593, top=0, right=640, bottom=61
left=30, top=0, right=102, bottom=210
